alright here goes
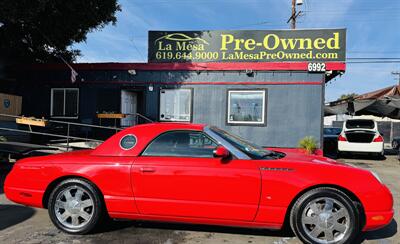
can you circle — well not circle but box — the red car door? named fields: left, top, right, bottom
left=131, top=130, right=261, bottom=221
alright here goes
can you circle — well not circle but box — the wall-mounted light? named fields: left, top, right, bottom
left=148, top=84, right=154, bottom=92
left=246, top=69, right=254, bottom=77
left=128, top=69, right=136, bottom=75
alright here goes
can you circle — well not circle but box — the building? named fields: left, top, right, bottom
left=2, top=29, right=347, bottom=148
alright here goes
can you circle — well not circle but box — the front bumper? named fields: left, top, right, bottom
left=362, top=184, right=394, bottom=231
left=363, top=209, right=394, bottom=231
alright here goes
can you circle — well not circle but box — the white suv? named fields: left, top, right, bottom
left=337, top=119, right=384, bottom=157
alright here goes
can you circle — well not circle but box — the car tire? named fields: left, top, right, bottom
left=336, top=150, right=343, bottom=159
left=375, top=151, right=384, bottom=160
left=392, top=141, right=398, bottom=150
left=48, top=178, right=105, bottom=234
left=290, top=187, right=360, bottom=244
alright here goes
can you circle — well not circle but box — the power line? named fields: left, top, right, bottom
left=347, top=58, right=400, bottom=60
left=347, top=61, right=400, bottom=64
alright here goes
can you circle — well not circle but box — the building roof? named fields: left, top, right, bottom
left=26, top=62, right=345, bottom=72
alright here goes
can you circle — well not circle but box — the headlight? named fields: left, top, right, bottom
left=371, top=171, right=383, bottom=184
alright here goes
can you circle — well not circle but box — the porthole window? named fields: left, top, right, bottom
left=120, top=134, right=137, bottom=150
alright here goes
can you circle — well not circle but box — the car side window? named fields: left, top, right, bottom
left=142, top=131, right=218, bottom=158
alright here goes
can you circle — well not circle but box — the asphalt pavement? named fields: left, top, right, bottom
left=0, top=156, right=398, bottom=244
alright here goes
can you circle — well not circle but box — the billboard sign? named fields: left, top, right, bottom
left=148, top=29, right=346, bottom=63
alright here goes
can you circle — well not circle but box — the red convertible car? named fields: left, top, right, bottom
left=5, top=123, right=393, bottom=244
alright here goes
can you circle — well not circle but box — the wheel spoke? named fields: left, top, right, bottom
left=64, top=190, right=73, bottom=201
left=333, top=222, right=347, bottom=233
left=59, top=211, right=71, bottom=222
left=310, top=203, right=321, bottom=214
left=81, top=199, right=93, bottom=208
left=79, top=211, right=91, bottom=221
left=323, top=198, right=334, bottom=212
left=303, top=216, right=317, bottom=225
left=309, top=226, right=323, bottom=238
left=75, top=189, right=84, bottom=201
left=55, top=200, right=66, bottom=209
left=324, top=229, right=334, bottom=241
left=333, top=208, right=347, bottom=220
left=71, top=215, right=80, bottom=226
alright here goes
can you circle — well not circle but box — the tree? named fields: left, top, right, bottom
left=0, top=0, right=121, bottom=64
left=337, top=93, right=358, bottom=101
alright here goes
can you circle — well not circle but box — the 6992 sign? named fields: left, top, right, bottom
left=307, top=62, right=326, bottom=73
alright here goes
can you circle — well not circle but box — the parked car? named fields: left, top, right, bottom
left=338, top=119, right=384, bottom=158
left=323, top=127, right=342, bottom=155
left=4, top=123, right=393, bottom=244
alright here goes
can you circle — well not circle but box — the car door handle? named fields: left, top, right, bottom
left=140, top=167, right=156, bottom=173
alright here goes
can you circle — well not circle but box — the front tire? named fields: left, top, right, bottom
left=290, top=187, right=360, bottom=244
left=48, top=178, right=104, bottom=234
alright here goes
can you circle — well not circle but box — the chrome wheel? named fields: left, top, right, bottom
left=301, top=197, right=350, bottom=244
left=54, top=185, right=94, bottom=229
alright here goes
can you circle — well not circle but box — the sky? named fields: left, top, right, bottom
left=71, top=0, right=400, bottom=102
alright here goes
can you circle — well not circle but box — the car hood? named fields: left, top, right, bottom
left=270, top=147, right=349, bottom=167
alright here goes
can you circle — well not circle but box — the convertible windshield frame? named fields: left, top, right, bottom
left=204, top=126, right=250, bottom=160
left=207, top=126, right=273, bottom=159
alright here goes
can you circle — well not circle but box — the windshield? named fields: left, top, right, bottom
left=210, top=126, right=273, bottom=159
left=324, top=127, right=342, bottom=135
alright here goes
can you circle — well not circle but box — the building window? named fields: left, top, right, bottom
left=227, top=90, right=266, bottom=125
left=159, top=89, right=192, bottom=122
left=51, top=88, right=79, bottom=118
left=142, top=131, right=218, bottom=157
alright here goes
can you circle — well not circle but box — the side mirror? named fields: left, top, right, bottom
left=213, top=146, right=230, bottom=159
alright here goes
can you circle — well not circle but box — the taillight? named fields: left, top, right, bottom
left=373, top=135, right=384, bottom=142
left=338, top=134, right=347, bottom=141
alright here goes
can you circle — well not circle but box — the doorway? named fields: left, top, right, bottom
left=121, top=90, right=138, bottom=127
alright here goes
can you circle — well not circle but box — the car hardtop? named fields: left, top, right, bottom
left=92, top=122, right=206, bottom=157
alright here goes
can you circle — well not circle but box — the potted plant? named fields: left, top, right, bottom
left=298, top=136, right=318, bottom=155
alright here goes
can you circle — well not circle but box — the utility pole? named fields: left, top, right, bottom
left=392, top=71, right=400, bottom=85
left=291, top=0, right=296, bottom=29
left=287, top=0, right=303, bottom=29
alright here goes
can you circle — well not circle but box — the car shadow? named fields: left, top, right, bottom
left=325, top=148, right=397, bottom=161
left=98, top=219, right=294, bottom=237
left=0, top=204, right=36, bottom=231
left=354, top=219, right=398, bottom=243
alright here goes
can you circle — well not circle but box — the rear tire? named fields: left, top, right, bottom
left=392, top=140, right=398, bottom=150
left=336, top=150, right=344, bottom=159
left=48, top=178, right=104, bottom=234
left=375, top=151, right=384, bottom=160
left=290, top=187, right=360, bottom=244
